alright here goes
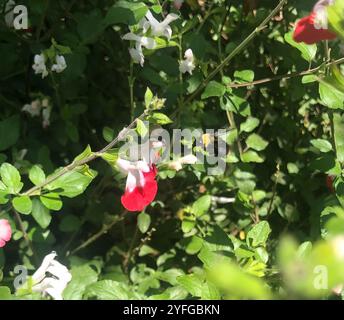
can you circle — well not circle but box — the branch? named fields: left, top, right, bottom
left=228, top=57, right=344, bottom=88
left=21, top=112, right=147, bottom=197
left=69, top=215, right=125, bottom=256
left=185, top=0, right=288, bottom=103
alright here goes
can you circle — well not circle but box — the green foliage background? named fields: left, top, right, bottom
left=1, top=0, right=344, bottom=300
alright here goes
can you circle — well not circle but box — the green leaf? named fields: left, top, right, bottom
left=138, top=212, right=151, bottom=233
left=63, top=264, right=99, bottom=300
left=85, top=280, right=130, bottom=300
left=102, top=127, right=115, bottom=143
left=284, top=31, right=317, bottom=62
left=46, top=170, right=95, bottom=198
left=201, top=81, right=226, bottom=99
left=0, top=115, right=20, bottom=151
left=177, top=274, right=204, bottom=297
left=182, top=218, right=196, bottom=233
left=31, top=198, right=51, bottom=229
left=247, top=221, right=271, bottom=247
left=234, top=70, right=254, bottom=83
left=328, top=0, right=344, bottom=39
left=192, top=195, right=211, bottom=217
left=0, top=286, right=12, bottom=300
left=150, top=113, right=173, bottom=125
left=136, top=119, right=148, bottom=138
left=29, top=165, right=46, bottom=186
left=12, top=196, right=32, bottom=215
left=40, top=193, right=63, bottom=211
left=186, top=236, right=203, bottom=255
left=241, top=150, right=264, bottom=163
left=310, top=139, right=333, bottom=153
left=334, top=113, right=344, bottom=163
left=246, top=134, right=268, bottom=151
left=240, top=117, right=260, bottom=133
left=105, top=1, right=148, bottom=26
left=74, top=145, right=93, bottom=162
left=0, top=163, right=23, bottom=194
left=145, top=87, right=154, bottom=108
left=319, top=79, right=344, bottom=109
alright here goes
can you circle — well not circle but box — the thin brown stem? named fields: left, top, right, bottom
left=228, top=57, right=344, bottom=89
left=21, top=112, right=147, bottom=197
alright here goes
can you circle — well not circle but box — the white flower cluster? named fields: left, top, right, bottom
left=22, top=97, right=52, bottom=128
left=123, top=10, right=179, bottom=66
left=32, top=53, right=67, bottom=79
left=123, top=10, right=196, bottom=75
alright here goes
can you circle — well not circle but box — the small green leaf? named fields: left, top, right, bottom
left=74, top=145, right=93, bottom=162
left=201, top=81, right=226, bottom=99
left=310, top=139, right=333, bottom=153
left=12, top=196, right=32, bottom=215
left=136, top=119, right=148, bottom=138
left=145, top=87, right=154, bottom=108
left=150, top=113, right=173, bottom=125
left=241, top=151, right=264, bottom=163
left=234, top=70, right=254, bottom=83
left=240, top=117, right=260, bottom=133
left=29, top=165, right=46, bottom=186
left=247, top=221, right=271, bottom=247
left=40, top=193, right=63, bottom=211
left=192, top=195, right=211, bottom=217
left=32, top=198, right=51, bottom=229
left=182, top=218, right=195, bottom=233
left=0, top=163, right=23, bottom=194
left=138, top=212, right=151, bottom=233
left=246, top=134, right=268, bottom=151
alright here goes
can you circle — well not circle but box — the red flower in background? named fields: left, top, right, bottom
left=117, top=159, right=158, bottom=212
left=293, top=0, right=336, bottom=44
left=0, top=219, right=12, bottom=248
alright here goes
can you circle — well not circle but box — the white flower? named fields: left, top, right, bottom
left=22, top=99, right=42, bottom=117
left=145, top=10, right=179, bottom=40
left=123, top=33, right=156, bottom=67
left=51, top=55, right=67, bottom=73
left=42, top=105, right=52, bottom=128
left=179, top=49, right=195, bottom=75
left=21, top=252, right=72, bottom=300
left=123, top=33, right=156, bottom=50
left=168, top=154, right=198, bottom=171
left=32, top=54, right=48, bottom=79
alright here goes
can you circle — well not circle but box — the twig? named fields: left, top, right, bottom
left=185, top=0, right=288, bottom=103
left=69, top=215, right=125, bottom=256
left=227, top=57, right=344, bottom=88
left=13, top=210, right=37, bottom=264
left=21, top=112, right=147, bottom=197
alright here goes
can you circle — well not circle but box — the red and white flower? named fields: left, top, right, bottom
left=117, top=159, right=158, bottom=212
left=0, top=219, right=12, bottom=248
left=293, top=0, right=336, bottom=44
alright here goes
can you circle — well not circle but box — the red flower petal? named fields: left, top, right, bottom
left=121, top=167, right=158, bottom=212
left=293, top=12, right=336, bottom=44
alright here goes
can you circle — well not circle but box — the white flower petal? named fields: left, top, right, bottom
left=32, top=252, right=57, bottom=283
